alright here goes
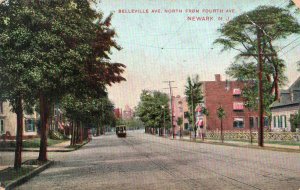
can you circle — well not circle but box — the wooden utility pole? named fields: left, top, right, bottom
left=241, top=21, right=276, bottom=147
left=163, top=81, right=177, bottom=139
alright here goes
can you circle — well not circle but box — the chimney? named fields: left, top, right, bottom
left=215, top=74, right=221, bottom=82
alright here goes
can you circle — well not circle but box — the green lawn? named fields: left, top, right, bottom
left=22, top=138, right=65, bottom=148
left=0, top=166, right=35, bottom=187
left=0, top=138, right=66, bottom=148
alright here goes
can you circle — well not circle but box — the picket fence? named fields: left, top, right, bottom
left=205, top=131, right=300, bottom=142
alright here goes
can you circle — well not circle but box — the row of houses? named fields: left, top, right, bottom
left=171, top=74, right=300, bottom=133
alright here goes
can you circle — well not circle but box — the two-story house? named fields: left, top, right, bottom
left=0, top=101, right=38, bottom=139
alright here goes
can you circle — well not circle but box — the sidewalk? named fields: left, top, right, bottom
left=0, top=140, right=88, bottom=173
left=154, top=134, right=300, bottom=152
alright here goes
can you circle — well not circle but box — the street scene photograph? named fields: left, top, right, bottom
left=0, top=0, right=300, bottom=189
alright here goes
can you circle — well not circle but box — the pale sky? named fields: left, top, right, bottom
left=95, top=0, right=300, bottom=109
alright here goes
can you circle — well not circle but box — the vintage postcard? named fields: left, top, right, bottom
left=0, top=0, right=300, bottom=189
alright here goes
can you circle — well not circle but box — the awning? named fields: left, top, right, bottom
left=233, top=88, right=242, bottom=95
left=234, top=118, right=244, bottom=122
left=233, top=102, right=244, bottom=110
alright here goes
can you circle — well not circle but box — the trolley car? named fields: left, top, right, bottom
left=116, top=125, right=127, bottom=137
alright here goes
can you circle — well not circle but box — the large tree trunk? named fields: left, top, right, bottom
left=73, top=121, right=78, bottom=145
left=274, top=71, right=279, bottom=101
left=70, top=121, right=73, bottom=146
left=96, top=124, right=100, bottom=136
left=79, top=122, right=83, bottom=144
left=76, top=121, right=80, bottom=143
left=14, top=96, right=23, bottom=169
left=70, top=121, right=76, bottom=146
left=38, top=94, right=49, bottom=162
left=102, top=125, right=105, bottom=135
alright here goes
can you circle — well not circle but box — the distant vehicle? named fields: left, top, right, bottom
left=116, top=125, right=127, bottom=137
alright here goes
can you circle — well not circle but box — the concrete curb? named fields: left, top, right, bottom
left=4, top=161, right=54, bottom=190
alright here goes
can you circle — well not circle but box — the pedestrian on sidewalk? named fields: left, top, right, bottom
left=198, top=120, right=205, bottom=141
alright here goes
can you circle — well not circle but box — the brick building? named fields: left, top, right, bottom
left=202, top=74, right=265, bottom=131
left=122, top=105, right=134, bottom=120
left=114, top=108, right=122, bottom=119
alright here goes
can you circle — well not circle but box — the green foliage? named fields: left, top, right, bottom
left=217, top=106, right=226, bottom=119
left=226, top=62, right=275, bottom=113
left=124, top=118, right=144, bottom=130
left=136, top=90, right=170, bottom=129
left=0, top=0, right=125, bottom=125
left=0, top=1, right=37, bottom=112
left=184, top=75, right=204, bottom=124
left=201, top=107, right=209, bottom=116
left=214, top=6, right=300, bottom=112
left=116, top=118, right=125, bottom=126
left=61, top=94, right=115, bottom=126
left=177, top=117, right=183, bottom=126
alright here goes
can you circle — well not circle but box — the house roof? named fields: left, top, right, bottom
left=270, top=77, right=300, bottom=109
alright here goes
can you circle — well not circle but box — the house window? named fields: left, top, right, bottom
left=249, top=117, right=255, bottom=128
left=184, top=123, right=189, bottom=130
left=184, top=112, right=189, bottom=118
left=282, top=115, right=287, bottom=128
left=233, top=102, right=244, bottom=111
left=264, top=117, right=269, bottom=127
left=25, top=119, right=35, bottom=132
left=273, top=116, right=277, bottom=128
left=233, top=118, right=244, bottom=128
left=233, top=88, right=242, bottom=95
left=0, top=119, right=4, bottom=134
left=0, top=102, right=3, bottom=114
left=290, top=114, right=294, bottom=129
left=278, top=116, right=282, bottom=128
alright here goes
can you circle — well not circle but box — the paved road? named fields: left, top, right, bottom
left=14, top=131, right=300, bottom=190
